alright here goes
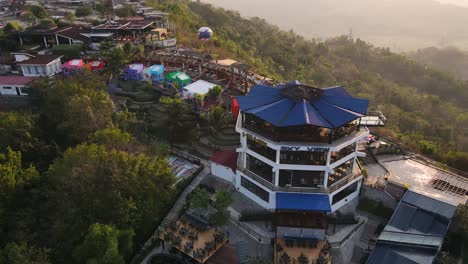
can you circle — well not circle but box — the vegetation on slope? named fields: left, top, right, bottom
left=149, top=0, right=468, bottom=171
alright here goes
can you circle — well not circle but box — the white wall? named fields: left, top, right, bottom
left=330, top=177, right=362, bottom=212
left=21, top=59, right=62, bottom=77
left=211, top=162, right=236, bottom=183
left=0, top=84, right=28, bottom=96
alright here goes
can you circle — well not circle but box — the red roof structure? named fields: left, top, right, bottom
left=210, top=150, right=238, bottom=173
left=0, top=76, right=36, bottom=86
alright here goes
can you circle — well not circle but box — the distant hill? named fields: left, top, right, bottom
left=203, top=0, right=468, bottom=51
left=410, top=46, right=468, bottom=80
left=149, top=0, right=468, bottom=170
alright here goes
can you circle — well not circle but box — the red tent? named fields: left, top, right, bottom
left=231, top=97, right=240, bottom=119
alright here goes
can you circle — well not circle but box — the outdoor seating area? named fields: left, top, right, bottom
left=275, top=238, right=330, bottom=264
left=168, top=156, right=201, bottom=182
left=160, top=214, right=228, bottom=263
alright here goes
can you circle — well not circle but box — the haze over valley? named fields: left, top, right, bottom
left=203, top=0, right=468, bottom=52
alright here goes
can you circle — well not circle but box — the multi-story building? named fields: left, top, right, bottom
left=233, top=81, right=372, bottom=213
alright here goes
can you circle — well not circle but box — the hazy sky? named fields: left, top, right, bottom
left=438, top=0, right=468, bottom=7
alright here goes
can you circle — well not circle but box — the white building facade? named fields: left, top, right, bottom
left=230, top=82, right=371, bottom=213
left=18, top=55, right=63, bottom=77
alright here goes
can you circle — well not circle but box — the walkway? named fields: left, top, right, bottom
left=139, top=162, right=210, bottom=264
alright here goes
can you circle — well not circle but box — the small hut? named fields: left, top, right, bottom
left=123, top=64, right=144, bottom=81
left=165, top=71, right=191, bottom=89
left=62, top=59, right=84, bottom=76
left=84, top=61, right=105, bottom=71
left=143, top=64, right=164, bottom=83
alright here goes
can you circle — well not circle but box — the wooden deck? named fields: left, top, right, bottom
left=274, top=238, right=331, bottom=264
left=160, top=220, right=228, bottom=263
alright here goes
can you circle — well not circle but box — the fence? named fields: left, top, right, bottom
left=229, top=218, right=272, bottom=244
left=329, top=218, right=366, bottom=248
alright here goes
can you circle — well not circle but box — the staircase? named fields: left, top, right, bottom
left=351, top=245, right=368, bottom=264
left=160, top=167, right=209, bottom=228
left=234, top=241, right=248, bottom=264
left=360, top=219, right=379, bottom=243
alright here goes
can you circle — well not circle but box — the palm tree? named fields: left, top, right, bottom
left=279, top=252, right=291, bottom=264
left=149, top=97, right=196, bottom=143
left=298, top=253, right=309, bottom=264
left=202, top=106, right=232, bottom=135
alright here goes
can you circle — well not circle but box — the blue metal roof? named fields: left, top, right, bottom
left=236, top=81, right=369, bottom=128
left=276, top=192, right=331, bottom=212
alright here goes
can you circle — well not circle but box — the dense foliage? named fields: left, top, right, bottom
left=149, top=0, right=468, bottom=170
left=410, top=46, right=468, bottom=80
left=0, top=74, right=176, bottom=263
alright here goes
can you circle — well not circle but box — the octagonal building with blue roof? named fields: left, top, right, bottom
left=233, top=80, right=376, bottom=213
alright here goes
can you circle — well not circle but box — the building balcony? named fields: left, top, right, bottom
left=241, top=113, right=361, bottom=144
left=329, top=165, right=362, bottom=193
left=237, top=153, right=362, bottom=195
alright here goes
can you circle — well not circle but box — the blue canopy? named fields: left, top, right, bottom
left=276, top=192, right=331, bottom=212
left=236, top=81, right=368, bottom=128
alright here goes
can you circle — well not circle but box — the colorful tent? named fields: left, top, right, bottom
left=84, top=60, right=104, bottom=71
left=62, top=59, right=84, bottom=76
left=123, top=64, right=144, bottom=81
left=143, top=64, right=164, bottom=83
left=182, top=80, right=217, bottom=99
left=165, top=71, right=191, bottom=89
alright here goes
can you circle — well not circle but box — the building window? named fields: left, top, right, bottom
left=34, top=66, right=40, bottom=75
left=246, top=135, right=276, bottom=161
left=332, top=181, right=358, bottom=205
left=330, top=143, right=356, bottom=164
left=20, top=87, right=29, bottom=95
left=246, top=154, right=274, bottom=183
left=280, top=150, right=327, bottom=165
left=328, top=158, right=354, bottom=186
left=241, top=176, right=269, bottom=202
left=25, top=66, right=32, bottom=75
left=279, top=170, right=324, bottom=188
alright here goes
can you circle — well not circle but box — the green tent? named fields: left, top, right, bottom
left=165, top=71, right=192, bottom=89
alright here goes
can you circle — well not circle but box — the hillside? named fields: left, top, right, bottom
left=202, top=0, right=468, bottom=51
left=149, top=0, right=468, bottom=171
left=410, top=46, right=468, bottom=80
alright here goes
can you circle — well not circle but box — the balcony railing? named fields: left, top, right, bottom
left=238, top=164, right=329, bottom=194
left=329, top=166, right=362, bottom=193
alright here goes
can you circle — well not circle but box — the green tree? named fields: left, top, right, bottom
left=208, top=210, right=229, bottom=227
left=37, top=19, right=56, bottom=30
left=149, top=97, right=196, bottom=143
left=43, top=143, right=174, bottom=262
left=0, top=112, right=36, bottom=155
left=0, top=147, right=39, bottom=201
left=207, top=85, right=222, bottom=100
left=114, top=5, right=136, bottom=18
left=64, top=11, right=75, bottom=21
left=202, top=106, right=232, bottom=135
left=190, top=188, right=210, bottom=209
left=298, top=253, right=309, bottom=264
left=102, top=47, right=129, bottom=78
left=3, top=22, right=22, bottom=33
left=89, top=128, right=138, bottom=152
left=29, top=74, right=114, bottom=148
left=28, top=5, right=48, bottom=19
left=75, top=6, right=93, bottom=17
left=122, top=42, right=145, bottom=61
left=0, top=242, right=50, bottom=264
left=73, top=223, right=132, bottom=264
left=21, top=12, right=37, bottom=27
left=212, top=190, right=233, bottom=211
left=95, top=1, right=106, bottom=18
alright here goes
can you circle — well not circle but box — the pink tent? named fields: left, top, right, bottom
left=62, top=59, right=84, bottom=75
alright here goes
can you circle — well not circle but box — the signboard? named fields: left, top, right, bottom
left=280, top=146, right=329, bottom=152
